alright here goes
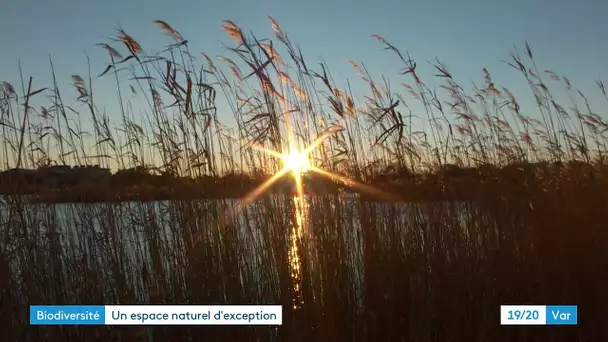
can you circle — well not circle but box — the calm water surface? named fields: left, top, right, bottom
left=0, top=195, right=484, bottom=309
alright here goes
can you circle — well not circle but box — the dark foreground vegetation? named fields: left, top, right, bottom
left=2, top=171, right=606, bottom=341
left=1, top=17, right=607, bottom=341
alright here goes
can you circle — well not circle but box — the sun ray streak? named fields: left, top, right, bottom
left=301, top=132, right=332, bottom=155
left=309, top=165, right=397, bottom=201
left=250, top=143, right=285, bottom=159
left=241, top=167, right=291, bottom=205
left=294, top=171, right=304, bottom=202
left=302, top=126, right=344, bottom=155
left=250, top=125, right=342, bottom=166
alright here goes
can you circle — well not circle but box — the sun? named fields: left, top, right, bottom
left=282, top=150, right=311, bottom=174
left=236, top=125, right=394, bottom=207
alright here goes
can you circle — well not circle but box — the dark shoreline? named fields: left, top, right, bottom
left=1, top=161, right=603, bottom=204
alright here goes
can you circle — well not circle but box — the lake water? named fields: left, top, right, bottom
left=0, top=194, right=487, bottom=310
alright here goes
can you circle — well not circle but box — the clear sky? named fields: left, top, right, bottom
left=1, top=0, right=607, bottom=165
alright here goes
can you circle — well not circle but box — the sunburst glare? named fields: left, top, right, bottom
left=238, top=126, right=395, bottom=208
left=282, top=149, right=311, bottom=174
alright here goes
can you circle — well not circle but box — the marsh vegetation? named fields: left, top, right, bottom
left=0, top=18, right=607, bottom=341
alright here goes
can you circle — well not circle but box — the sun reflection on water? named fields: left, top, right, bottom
left=289, top=195, right=309, bottom=310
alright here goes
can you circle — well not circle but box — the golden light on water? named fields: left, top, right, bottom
left=289, top=195, right=308, bottom=310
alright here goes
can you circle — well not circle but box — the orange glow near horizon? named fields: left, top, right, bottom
left=242, top=143, right=312, bottom=207
left=238, top=128, right=395, bottom=208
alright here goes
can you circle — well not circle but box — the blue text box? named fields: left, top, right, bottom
left=545, top=305, right=577, bottom=325
left=30, top=305, right=105, bottom=325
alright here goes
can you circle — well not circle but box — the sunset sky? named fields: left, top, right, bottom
left=0, top=0, right=607, bottom=168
